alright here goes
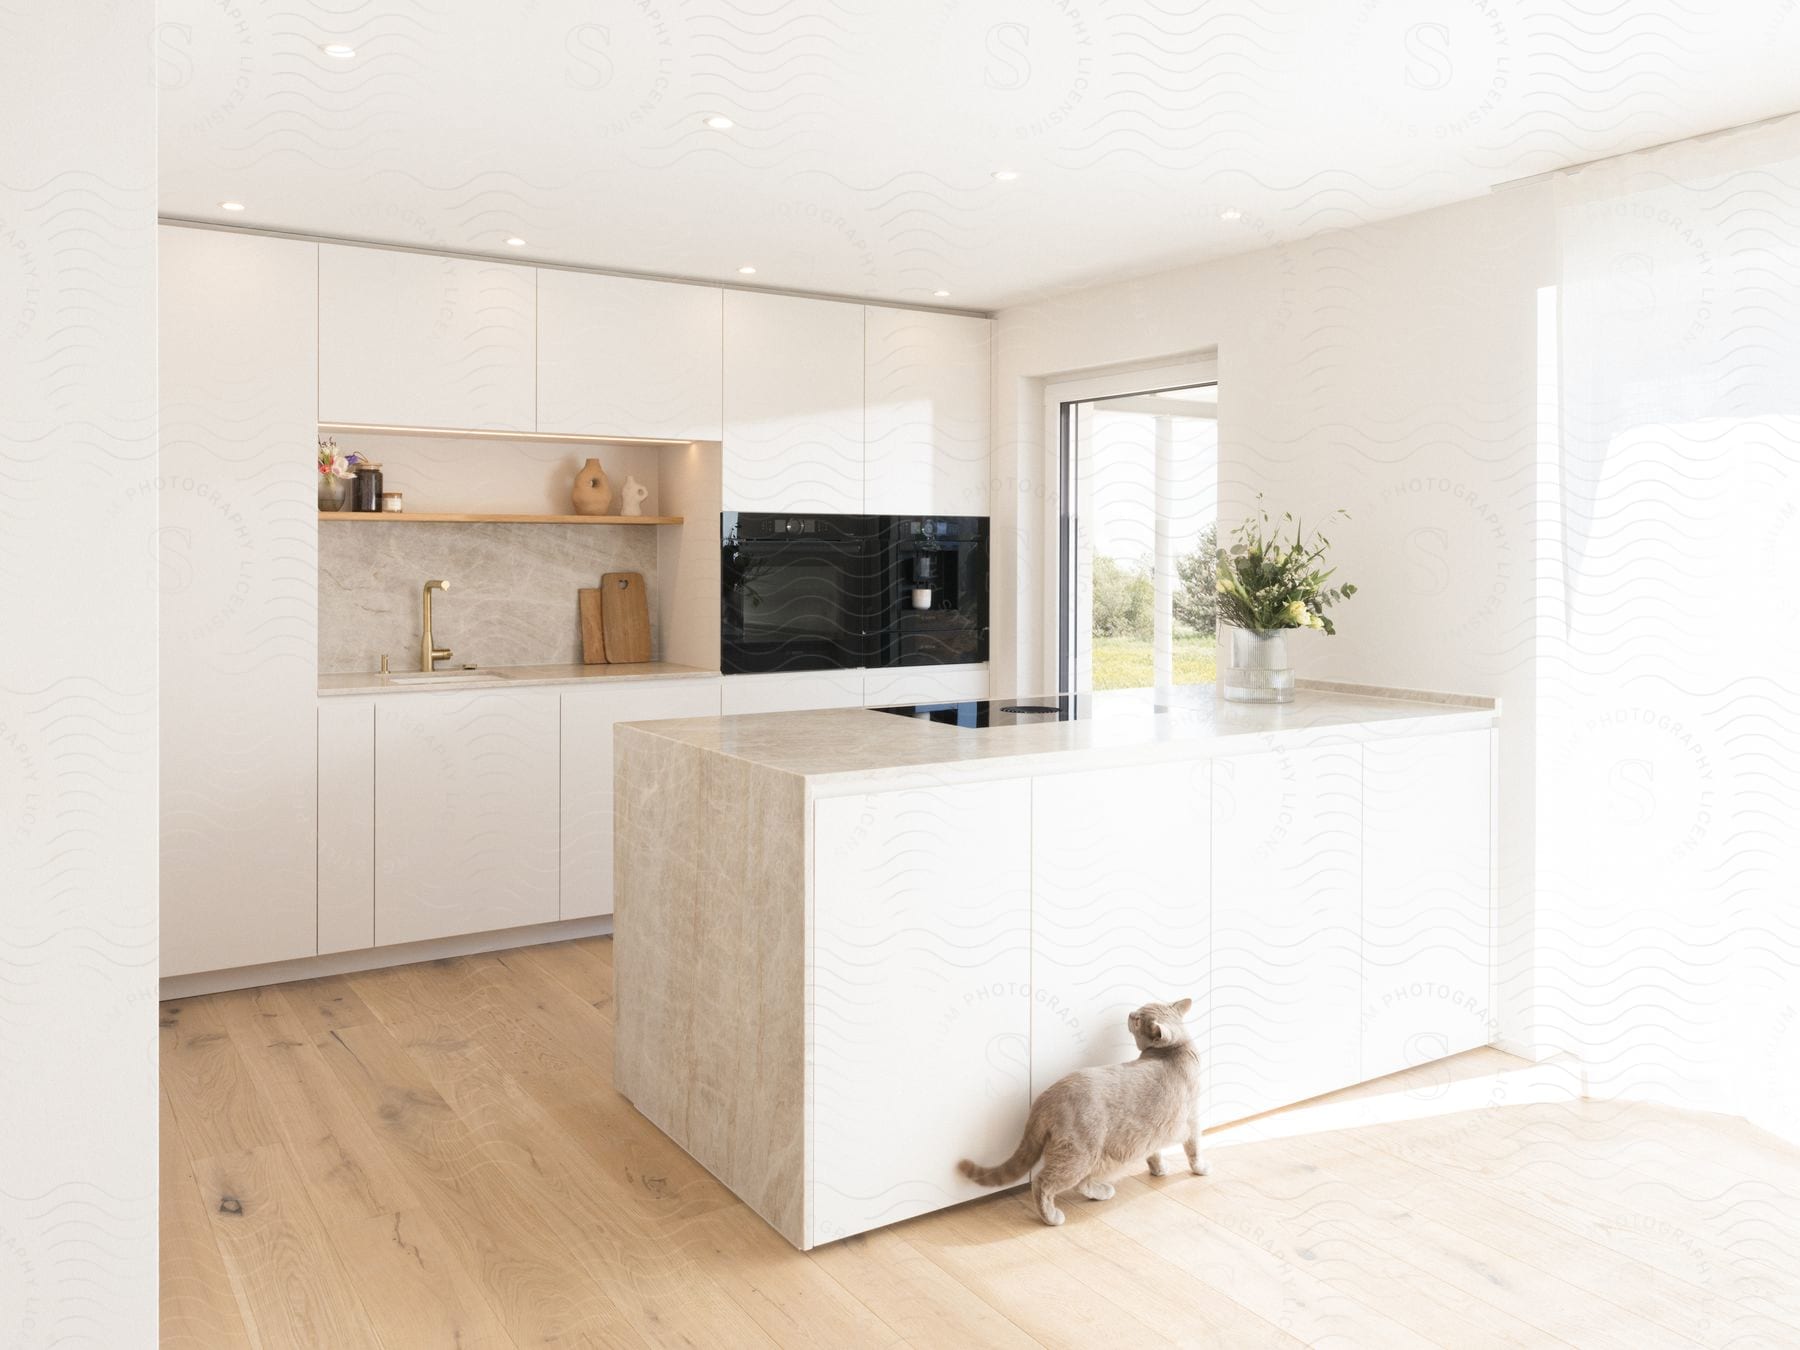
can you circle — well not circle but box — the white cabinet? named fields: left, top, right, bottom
left=374, top=691, right=560, bottom=945
left=561, top=679, right=722, bottom=921
left=863, top=308, right=991, bottom=515
left=861, top=664, right=990, bottom=707
left=1362, top=731, right=1494, bottom=1079
left=1210, top=744, right=1363, bottom=1123
left=160, top=228, right=319, bottom=977
left=318, top=701, right=375, bottom=954
left=319, top=245, right=535, bottom=431
left=538, top=271, right=723, bottom=440
left=811, top=781, right=1032, bottom=1244
left=721, top=670, right=863, bottom=716
left=1031, top=762, right=1212, bottom=1102
left=722, top=292, right=864, bottom=512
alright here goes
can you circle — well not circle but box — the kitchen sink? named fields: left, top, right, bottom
left=383, top=670, right=507, bottom=687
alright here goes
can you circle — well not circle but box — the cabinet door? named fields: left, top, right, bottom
left=721, top=670, right=863, bottom=716
left=538, top=271, right=723, bottom=440
left=319, top=245, right=535, bottom=431
left=1032, top=761, right=1211, bottom=1104
left=1210, top=744, right=1362, bottom=1123
left=1362, top=731, right=1493, bottom=1079
left=318, top=701, right=375, bottom=954
left=160, top=228, right=319, bottom=976
left=811, top=781, right=1031, bottom=1244
left=722, top=292, right=863, bottom=512
left=861, top=664, right=990, bottom=707
left=561, top=679, right=722, bottom=920
left=863, top=308, right=991, bottom=515
left=375, top=692, right=560, bottom=945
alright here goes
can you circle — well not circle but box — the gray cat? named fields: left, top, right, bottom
left=957, top=998, right=1208, bottom=1226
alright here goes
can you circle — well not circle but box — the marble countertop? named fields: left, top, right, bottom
left=318, top=661, right=718, bottom=696
left=619, top=680, right=1497, bottom=786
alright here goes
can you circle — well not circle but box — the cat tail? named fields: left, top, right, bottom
left=957, top=1120, right=1044, bottom=1188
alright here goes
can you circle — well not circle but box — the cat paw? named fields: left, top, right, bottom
left=1190, top=1158, right=1211, bottom=1177
left=1081, top=1181, right=1115, bottom=1201
left=1146, top=1156, right=1169, bottom=1177
left=1041, top=1207, right=1066, bottom=1227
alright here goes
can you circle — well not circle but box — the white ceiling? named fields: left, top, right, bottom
left=158, top=2, right=1800, bottom=311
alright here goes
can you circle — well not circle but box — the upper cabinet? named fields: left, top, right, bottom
left=863, top=308, right=991, bottom=516
left=319, top=245, right=535, bottom=431
left=722, top=291, right=864, bottom=512
left=538, top=271, right=723, bottom=440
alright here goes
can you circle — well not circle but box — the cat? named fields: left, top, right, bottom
left=957, top=998, right=1207, bottom=1226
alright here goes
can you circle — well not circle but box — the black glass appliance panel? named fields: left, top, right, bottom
left=720, top=512, right=882, bottom=674
left=721, top=512, right=991, bottom=675
left=876, top=515, right=989, bottom=667
left=871, top=695, right=1162, bottom=727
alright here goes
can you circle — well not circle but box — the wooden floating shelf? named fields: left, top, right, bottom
left=319, top=512, right=683, bottom=525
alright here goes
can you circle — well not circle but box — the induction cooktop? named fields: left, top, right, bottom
left=871, top=695, right=1170, bottom=727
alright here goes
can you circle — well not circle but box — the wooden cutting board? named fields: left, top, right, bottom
left=577, top=588, right=608, bottom=664
left=600, top=572, right=651, bottom=664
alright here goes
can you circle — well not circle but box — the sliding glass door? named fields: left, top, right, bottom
left=1058, top=384, right=1218, bottom=692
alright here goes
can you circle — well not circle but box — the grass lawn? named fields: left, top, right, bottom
left=1090, top=634, right=1217, bottom=691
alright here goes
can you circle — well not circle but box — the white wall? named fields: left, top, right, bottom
left=993, top=186, right=1554, bottom=1052
left=0, top=5, right=157, bottom=1343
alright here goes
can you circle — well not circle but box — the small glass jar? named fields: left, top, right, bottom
left=353, top=461, right=383, bottom=511
left=379, top=491, right=404, bottom=513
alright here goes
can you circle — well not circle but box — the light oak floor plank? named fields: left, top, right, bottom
left=162, top=936, right=1800, bottom=1349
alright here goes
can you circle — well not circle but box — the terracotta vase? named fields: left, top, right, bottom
left=571, top=457, right=613, bottom=515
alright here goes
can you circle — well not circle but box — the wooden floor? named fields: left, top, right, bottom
left=161, top=937, right=1800, bottom=1349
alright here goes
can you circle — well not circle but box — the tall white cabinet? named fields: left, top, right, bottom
left=537, top=271, right=723, bottom=440
left=863, top=308, right=991, bottom=515
left=318, top=245, right=536, bottom=431
left=160, top=228, right=321, bottom=977
left=810, top=781, right=1032, bottom=1245
left=722, top=291, right=865, bottom=512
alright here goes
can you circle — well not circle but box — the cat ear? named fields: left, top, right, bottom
left=1145, top=1018, right=1166, bottom=1043
left=1173, top=998, right=1192, bottom=1015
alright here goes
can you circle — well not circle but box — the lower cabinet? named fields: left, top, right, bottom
left=317, top=702, right=375, bottom=954
left=1210, top=743, right=1364, bottom=1123
left=374, top=691, right=561, bottom=945
left=560, top=678, right=721, bottom=919
left=861, top=664, right=990, bottom=707
left=810, top=780, right=1032, bottom=1245
left=1362, top=730, right=1494, bottom=1078
left=1030, top=762, right=1211, bottom=1103
left=721, top=670, right=864, bottom=715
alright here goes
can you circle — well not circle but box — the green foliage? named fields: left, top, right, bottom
left=1090, top=553, right=1154, bottom=638
left=1214, top=500, right=1358, bottom=636
left=1173, top=523, right=1218, bottom=636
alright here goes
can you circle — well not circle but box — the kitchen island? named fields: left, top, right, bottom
left=613, top=682, right=1497, bottom=1249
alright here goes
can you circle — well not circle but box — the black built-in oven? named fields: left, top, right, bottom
left=720, top=513, right=987, bottom=675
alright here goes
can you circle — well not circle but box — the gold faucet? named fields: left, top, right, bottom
left=421, top=579, right=452, bottom=672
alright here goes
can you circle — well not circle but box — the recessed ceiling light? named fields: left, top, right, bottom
left=704, top=114, right=735, bottom=130
left=219, top=201, right=245, bottom=212
left=1219, top=208, right=1243, bottom=221
left=991, top=169, right=1020, bottom=182
left=504, top=236, right=527, bottom=247
left=737, top=266, right=757, bottom=275
left=320, top=42, right=356, bottom=58
left=933, top=289, right=951, bottom=298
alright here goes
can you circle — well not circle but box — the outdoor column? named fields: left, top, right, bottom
left=1153, top=413, right=1175, bottom=689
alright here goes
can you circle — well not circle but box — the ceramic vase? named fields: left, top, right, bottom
left=619, top=474, right=649, bottom=517
left=1222, top=627, right=1295, bottom=704
left=571, top=457, right=613, bottom=515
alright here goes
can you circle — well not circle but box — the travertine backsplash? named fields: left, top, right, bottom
left=320, top=523, right=659, bottom=674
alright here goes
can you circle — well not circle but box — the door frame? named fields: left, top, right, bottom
left=1042, top=354, right=1218, bottom=693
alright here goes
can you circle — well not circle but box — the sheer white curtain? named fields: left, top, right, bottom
left=1545, top=117, right=1800, bottom=1139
